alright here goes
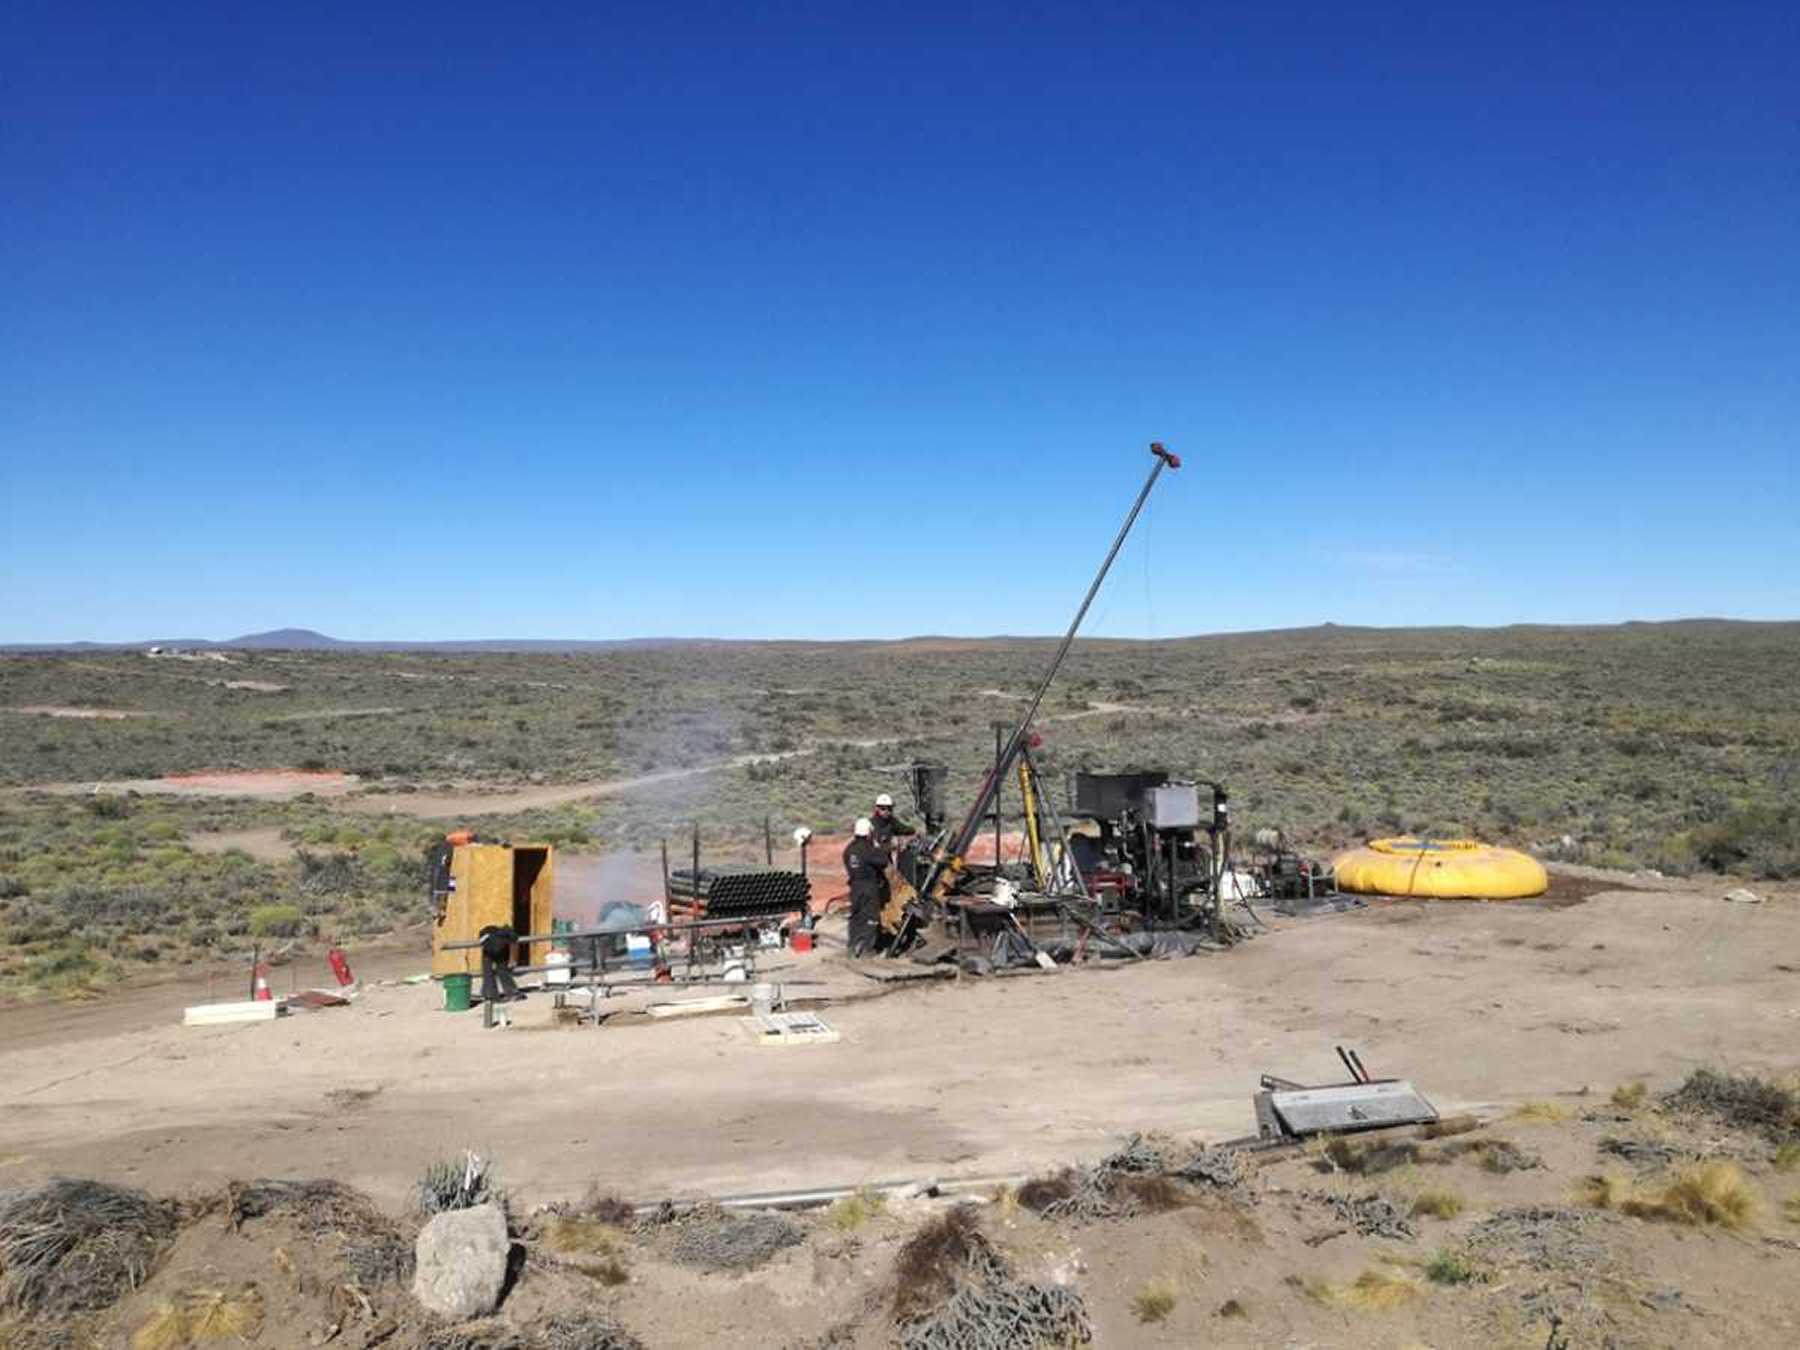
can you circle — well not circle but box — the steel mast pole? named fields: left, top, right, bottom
left=922, top=442, right=1181, bottom=897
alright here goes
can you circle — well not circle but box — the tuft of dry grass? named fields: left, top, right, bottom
left=185, top=1289, right=263, bottom=1342
left=1409, top=1187, right=1465, bottom=1220
left=1783, top=1197, right=1800, bottom=1225
left=1512, top=1101, right=1573, bottom=1124
left=1131, top=1279, right=1177, bottom=1323
left=1307, top=1268, right=1421, bottom=1311
left=1583, top=1161, right=1759, bottom=1230
left=1772, top=1143, right=1800, bottom=1173
left=1579, top=1172, right=1633, bottom=1210
left=539, top=1215, right=624, bottom=1256
left=1611, top=1082, right=1649, bottom=1109
left=1217, top=1297, right=1247, bottom=1319
left=826, top=1187, right=886, bottom=1232
left=130, top=1289, right=262, bottom=1349
left=1637, top=1162, right=1758, bottom=1229
left=1423, top=1248, right=1486, bottom=1286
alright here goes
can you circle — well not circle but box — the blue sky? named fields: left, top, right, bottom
left=3, top=1, right=1795, bottom=642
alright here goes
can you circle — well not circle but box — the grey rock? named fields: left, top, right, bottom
left=411, top=1202, right=509, bottom=1319
left=1723, top=887, right=1763, bottom=904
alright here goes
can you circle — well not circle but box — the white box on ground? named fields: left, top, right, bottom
left=183, top=999, right=285, bottom=1026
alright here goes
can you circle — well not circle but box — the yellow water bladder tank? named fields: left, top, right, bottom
left=1333, top=837, right=1548, bottom=899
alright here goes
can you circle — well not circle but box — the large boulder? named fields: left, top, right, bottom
left=412, top=1202, right=510, bottom=1319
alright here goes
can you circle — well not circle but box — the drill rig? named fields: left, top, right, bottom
left=889, top=442, right=1187, bottom=955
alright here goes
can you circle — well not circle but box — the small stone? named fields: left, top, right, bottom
left=1723, top=888, right=1764, bottom=904
left=411, top=1202, right=509, bottom=1319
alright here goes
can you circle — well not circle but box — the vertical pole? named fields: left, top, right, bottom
left=659, top=838, right=671, bottom=907
left=918, top=444, right=1180, bottom=903
left=249, top=943, right=258, bottom=1001
left=764, top=815, right=773, bottom=866
left=691, top=822, right=701, bottom=895
left=992, top=722, right=1004, bottom=873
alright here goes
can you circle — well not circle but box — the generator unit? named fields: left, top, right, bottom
left=1067, top=769, right=1230, bottom=925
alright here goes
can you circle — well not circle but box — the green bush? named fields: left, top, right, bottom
left=248, top=903, right=306, bottom=938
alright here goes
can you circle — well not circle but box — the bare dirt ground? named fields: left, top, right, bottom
left=3, top=705, right=162, bottom=719
left=3, top=872, right=1799, bottom=1347
left=5, top=874, right=1794, bottom=1207
left=34, top=769, right=359, bottom=799
left=183, top=826, right=298, bottom=862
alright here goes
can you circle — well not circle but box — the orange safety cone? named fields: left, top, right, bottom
left=252, top=963, right=273, bottom=1001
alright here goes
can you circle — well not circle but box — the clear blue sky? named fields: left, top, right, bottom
left=3, top=1, right=1795, bottom=643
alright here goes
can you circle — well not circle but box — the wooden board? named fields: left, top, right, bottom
left=184, top=1000, right=284, bottom=1026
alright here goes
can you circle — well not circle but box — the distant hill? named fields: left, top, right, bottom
left=226, top=628, right=349, bottom=649
left=2, top=618, right=1795, bottom=654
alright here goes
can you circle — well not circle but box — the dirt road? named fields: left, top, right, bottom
left=3, top=876, right=1794, bottom=1212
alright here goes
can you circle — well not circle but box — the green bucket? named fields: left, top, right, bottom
left=442, top=973, right=473, bottom=1013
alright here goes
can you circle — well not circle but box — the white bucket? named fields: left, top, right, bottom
left=545, top=952, right=572, bottom=986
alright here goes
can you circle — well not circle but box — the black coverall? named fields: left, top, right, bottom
left=842, top=837, right=891, bottom=958
left=478, top=924, right=521, bottom=1004
left=869, top=810, right=917, bottom=851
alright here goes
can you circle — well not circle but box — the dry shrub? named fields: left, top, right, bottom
left=1013, top=1172, right=1074, bottom=1214
left=1772, top=1143, right=1800, bottom=1173
left=1217, top=1297, right=1247, bottom=1318
left=0, top=1178, right=181, bottom=1315
left=1611, top=1082, right=1649, bottom=1109
left=416, top=1151, right=494, bottom=1216
left=666, top=1205, right=801, bottom=1272
left=1410, top=1188, right=1464, bottom=1220
left=422, top=1313, right=643, bottom=1350
left=1423, top=1249, right=1485, bottom=1286
left=1323, top=1137, right=1422, bottom=1176
left=130, top=1288, right=263, bottom=1349
left=1666, top=1069, right=1800, bottom=1144
left=226, top=1179, right=411, bottom=1287
left=1131, top=1279, right=1177, bottom=1323
left=891, top=1205, right=996, bottom=1322
left=1583, top=1162, right=1758, bottom=1230
left=1783, top=1197, right=1800, bottom=1225
left=1014, top=1164, right=1188, bottom=1221
left=569, top=1189, right=634, bottom=1226
left=890, top=1206, right=1092, bottom=1349
left=1307, top=1268, right=1421, bottom=1310
left=1116, top=1175, right=1186, bottom=1213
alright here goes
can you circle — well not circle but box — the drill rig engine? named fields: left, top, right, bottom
left=1068, top=770, right=1231, bottom=925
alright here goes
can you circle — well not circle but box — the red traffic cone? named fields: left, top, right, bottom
left=327, top=947, right=355, bottom=987
left=252, top=963, right=273, bottom=1001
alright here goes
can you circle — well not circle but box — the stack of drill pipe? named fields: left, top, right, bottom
left=667, top=866, right=811, bottom=920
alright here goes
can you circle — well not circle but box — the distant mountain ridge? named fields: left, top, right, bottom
left=2, top=617, right=1794, bottom=654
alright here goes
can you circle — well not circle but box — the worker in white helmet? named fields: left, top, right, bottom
left=869, top=791, right=917, bottom=851
left=842, top=817, right=889, bottom=958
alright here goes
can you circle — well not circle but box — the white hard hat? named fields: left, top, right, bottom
left=874, top=793, right=894, bottom=807
left=792, top=826, right=813, bottom=845
left=853, top=818, right=873, bottom=837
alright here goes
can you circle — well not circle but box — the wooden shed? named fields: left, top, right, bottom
left=431, top=842, right=555, bottom=976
